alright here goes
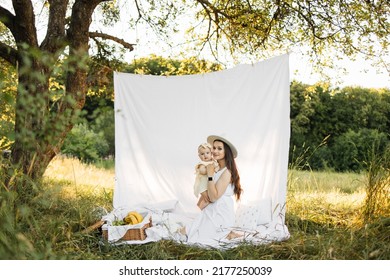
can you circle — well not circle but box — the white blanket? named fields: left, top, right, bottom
left=111, top=54, right=291, bottom=248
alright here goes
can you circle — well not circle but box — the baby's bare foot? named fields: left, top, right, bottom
left=226, top=231, right=242, bottom=240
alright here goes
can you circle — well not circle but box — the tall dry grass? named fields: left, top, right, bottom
left=43, top=155, right=114, bottom=198
left=1, top=155, right=389, bottom=259
left=361, top=149, right=390, bottom=222
left=44, top=155, right=115, bottom=188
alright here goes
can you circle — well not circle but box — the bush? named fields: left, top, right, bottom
left=61, top=123, right=109, bottom=163
left=331, top=129, right=389, bottom=172
left=308, top=145, right=333, bottom=171
left=90, top=107, right=115, bottom=157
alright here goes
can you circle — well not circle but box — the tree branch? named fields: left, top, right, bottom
left=40, top=0, right=69, bottom=53
left=11, top=0, right=38, bottom=45
left=0, top=6, right=16, bottom=33
left=89, top=32, right=135, bottom=51
left=63, top=0, right=114, bottom=113
left=196, top=0, right=231, bottom=19
left=0, top=41, right=18, bottom=66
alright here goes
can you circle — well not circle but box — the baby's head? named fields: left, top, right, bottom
left=198, top=143, right=213, bottom=161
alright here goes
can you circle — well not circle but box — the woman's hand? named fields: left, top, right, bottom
left=206, top=163, right=215, bottom=177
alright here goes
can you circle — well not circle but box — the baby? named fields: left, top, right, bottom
left=193, top=143, right=219, bottom=209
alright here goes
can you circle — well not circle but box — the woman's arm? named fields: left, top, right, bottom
left=206, top=165, right=231, bottom=202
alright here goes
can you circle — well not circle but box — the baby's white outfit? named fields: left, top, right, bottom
left=193, top=160, right=219, bottom=197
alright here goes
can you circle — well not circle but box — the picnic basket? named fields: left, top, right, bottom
left=102, top=213, right=152, bottom=241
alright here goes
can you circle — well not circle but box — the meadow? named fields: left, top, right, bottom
left=1, top=155, right=388, bottom=260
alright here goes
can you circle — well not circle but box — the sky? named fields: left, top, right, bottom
left=288, top=53, right=390, bottom=89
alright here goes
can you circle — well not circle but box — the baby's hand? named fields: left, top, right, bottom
left=200, top=191, right=210, bottom=202
left=197, top=198, right=210, bottom=210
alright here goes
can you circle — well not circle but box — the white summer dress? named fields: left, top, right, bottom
left=186, top=167, right=235, bottom=247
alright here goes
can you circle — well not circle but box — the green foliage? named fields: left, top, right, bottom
left=78, top=95, right=115, bottom=157
left=332, top=129, right=389, bottom=172
left=0, top=158, right=55, bottom=259
left=89, top=107, right=115, bottom=157
left=189, top=0, right=389, bottom=72
left=12, top=44, right=86, bottom=153
left=0, top=190, right=37, bottom=259
left=125, top=55, right=223, bottom=75
left=0, top=59, right=16, bottom=150
left=61, top=123, right=109, bottom=163
left=93, top=158, right=115, bottom=170
left=306, top=145, right=333, bottom=171
left=0, top=39, right=93, bottom=183
left=290, top=82, right=390, bottom=172
left=98, top=2, right=121, bottom=26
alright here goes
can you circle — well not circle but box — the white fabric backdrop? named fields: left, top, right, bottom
left=113, top=54, right=290, bottom=224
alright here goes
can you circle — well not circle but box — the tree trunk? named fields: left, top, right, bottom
left=11, top=48, right=53, bottom=185
left=8, top=0, right=107, bottom=191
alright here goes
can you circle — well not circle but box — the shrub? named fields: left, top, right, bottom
left=308, top=145, right=333, bottom=171
left=61, top=123, right=109, bottom=163
left=331, top=129, right=389, bottom=172
left=90, top=107, right=115, bottom=157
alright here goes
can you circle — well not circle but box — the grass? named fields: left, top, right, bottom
left=0, top=155, right=389, bottom=260
left=44, top=155, right=115, bottom=191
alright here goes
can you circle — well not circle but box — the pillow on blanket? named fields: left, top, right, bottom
left=235, top=204, right=259, bottom=230
left=235, top=198, right=272, bottom=230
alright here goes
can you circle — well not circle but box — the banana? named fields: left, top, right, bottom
left=124, top=214, right=138, bottom=225
left=124, top=211, right=144, bottom=225
left=128, top=211, right=144, bottom=223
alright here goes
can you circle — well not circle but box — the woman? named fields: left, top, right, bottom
left=185, top=135, right=242, bottom=246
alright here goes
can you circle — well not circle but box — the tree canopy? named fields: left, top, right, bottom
left=190, top=0, right=389, bottom=70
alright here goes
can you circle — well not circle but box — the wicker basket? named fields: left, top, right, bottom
left=102, top=216, right=152, bottom=241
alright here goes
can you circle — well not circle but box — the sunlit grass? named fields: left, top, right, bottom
left=2, top=156, right=389, bottom=260
left=43, top=155, right=114, bottom=198
left=288, top=169, right=365, bottom=193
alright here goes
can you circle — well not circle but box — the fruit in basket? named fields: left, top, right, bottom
left=125, top=214, right=138, bottom=225
left=124, top=211, right=144, bottom=225
left=112, top=220, right=125, bottom=226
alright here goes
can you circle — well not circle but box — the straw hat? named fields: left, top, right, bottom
left=207, top=135, right=238, bottom=158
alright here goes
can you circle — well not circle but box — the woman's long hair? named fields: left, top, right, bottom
left=222, top=141, right=242, bottom=201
